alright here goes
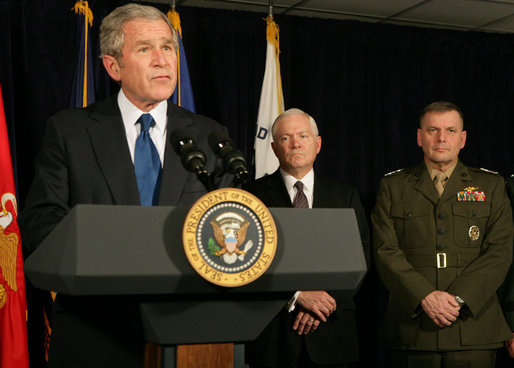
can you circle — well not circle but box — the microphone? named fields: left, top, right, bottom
left=208, top=131, right=248, bottom=183
left=170, top=128, right=207, bottom=175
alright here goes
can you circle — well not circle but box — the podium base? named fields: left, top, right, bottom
left=145, top=342, right=245, bottom=368
left=178, top=343, right=233, bottom=368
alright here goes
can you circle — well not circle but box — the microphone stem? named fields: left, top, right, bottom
left=197, top=170, right=214, bottom=191
left=231, top=170, right=249, bottom=187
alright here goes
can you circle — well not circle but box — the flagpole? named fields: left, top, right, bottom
left=268, top=0, right=273, bottom=17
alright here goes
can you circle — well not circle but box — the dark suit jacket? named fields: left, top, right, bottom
left=243, top=169, right=370, bottom=367
left=20, top=95, right=230, bottom=368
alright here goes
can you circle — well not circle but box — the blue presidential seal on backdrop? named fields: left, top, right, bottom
left=183, top=188, right=277, bottom=287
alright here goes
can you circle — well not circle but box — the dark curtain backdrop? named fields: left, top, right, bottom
left=1, top=0, right=514, bottom=367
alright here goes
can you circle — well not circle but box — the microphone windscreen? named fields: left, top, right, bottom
left=208, top=130, right=232, bottom=153
left=170, top=128, right=194, bottom=153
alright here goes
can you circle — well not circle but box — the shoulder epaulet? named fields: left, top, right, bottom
left=479, top=167, right=499, bottom=175
left=384, top=168, right=404, bottom=177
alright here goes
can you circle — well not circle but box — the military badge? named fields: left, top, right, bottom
left=183, top=188, right=277, bottom=287
left=468, top=225, right=480, bottom=241
left=457, top=187, right=485, bottom=202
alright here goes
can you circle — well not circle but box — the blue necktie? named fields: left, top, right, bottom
left=134, top=114, right=161, bottom=206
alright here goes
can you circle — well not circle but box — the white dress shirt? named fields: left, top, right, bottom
left=279, top=168, right=315, bottom=209
left=118, top=89, right=168, bottom=166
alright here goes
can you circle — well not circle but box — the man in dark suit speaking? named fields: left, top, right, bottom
left=21, top=4, right=229, bottom=368
left=244, top=108, right=370, bottom=368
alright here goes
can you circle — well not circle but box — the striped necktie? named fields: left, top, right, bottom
left=293, top=181, right=309, bottom=208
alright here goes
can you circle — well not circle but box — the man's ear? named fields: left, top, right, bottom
left=271, top=141, right=277, bottom=156
left=103, top=55, right=121, bottom=82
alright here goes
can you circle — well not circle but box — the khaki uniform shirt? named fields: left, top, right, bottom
left=372, top=161, right=513, bottom=350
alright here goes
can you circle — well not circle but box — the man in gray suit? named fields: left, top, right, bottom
left=21, top=4, right=229, bottom=368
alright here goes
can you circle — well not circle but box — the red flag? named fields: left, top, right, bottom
left=0, top=84, right=29, bottom=368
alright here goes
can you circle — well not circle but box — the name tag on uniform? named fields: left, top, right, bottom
left=457, top=187, right=486, bottom=202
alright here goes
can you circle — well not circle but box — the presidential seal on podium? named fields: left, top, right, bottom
left=183, top=188, right=277, bottom=287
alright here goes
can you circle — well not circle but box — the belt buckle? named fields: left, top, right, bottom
left=437, top=252, right=447, bottom=269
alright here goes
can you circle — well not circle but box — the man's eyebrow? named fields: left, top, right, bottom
left=134, top=38, right=174, bottom=45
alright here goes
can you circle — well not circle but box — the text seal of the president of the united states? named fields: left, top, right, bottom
left=183, top=188, right=277, bottom=287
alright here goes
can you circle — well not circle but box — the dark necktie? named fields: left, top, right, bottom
left=293, top=181, right=309, bottom=208
left=134, top=113, right=161, bottom=206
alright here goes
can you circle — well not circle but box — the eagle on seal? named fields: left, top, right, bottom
left=210, top=212, right=250, bottom=264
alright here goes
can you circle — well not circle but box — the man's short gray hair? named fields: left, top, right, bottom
left=271, top=108, right=319, bottom=140
left=419, top=101, right=464, bottom=129
left=100, top=3, right=178, bottom=61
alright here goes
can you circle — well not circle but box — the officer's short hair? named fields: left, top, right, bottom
left=419, top=101, right=464, bottom=129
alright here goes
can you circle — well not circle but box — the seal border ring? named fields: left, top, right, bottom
left=183, top=188, right=277, bottom=287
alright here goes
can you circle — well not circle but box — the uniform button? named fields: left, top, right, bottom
left=437, top=244, right=444, bottom=251
left=437, top=228, right=445, bottom=235
left=461, top=173, right=467, bottom=177
left=406, top=212, right=412, bottom=217
left=438, top=213, right=446, bottom=219
left=471, top=211, right=476, bottom=217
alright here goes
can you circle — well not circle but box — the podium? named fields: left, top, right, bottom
left=25, top=204, right=367, bottom=367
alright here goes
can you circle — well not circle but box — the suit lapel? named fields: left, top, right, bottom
left=87, top=97, right=140, bottom=205
left=157, top=104, right=193, bottom=205
left=312, top=174, right=329, bottom=208
left=267, top=170, right=294, bottom=207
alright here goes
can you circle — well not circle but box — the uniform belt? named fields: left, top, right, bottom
left=405, top=252, right=479, bottom=269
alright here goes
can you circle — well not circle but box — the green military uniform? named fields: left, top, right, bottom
left=372, top=161, right=513, bottom=352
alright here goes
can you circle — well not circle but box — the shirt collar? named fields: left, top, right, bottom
left=426, top=161, right=458, bottom=181
left=280, top=168, right=315, bottom=193
left=117, top=89, right=168, bottom=136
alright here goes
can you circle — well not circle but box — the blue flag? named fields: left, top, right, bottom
left=69, top=1, right=96, bottom=108
left=168, top=9, right=196, bottom=113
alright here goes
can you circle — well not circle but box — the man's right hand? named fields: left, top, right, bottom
left=296, top=290, right=336, bottom=322
left=421, top=290, right=461, bottom=328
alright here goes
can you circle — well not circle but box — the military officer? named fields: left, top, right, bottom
left=372, top=101, right=513, bottom=368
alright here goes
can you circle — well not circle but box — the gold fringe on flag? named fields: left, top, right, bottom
left=167, top=9, right=182, bottom=38
left=266, top=16, right=283, bottom=114
left=72, top=1, right=94, bottom=108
